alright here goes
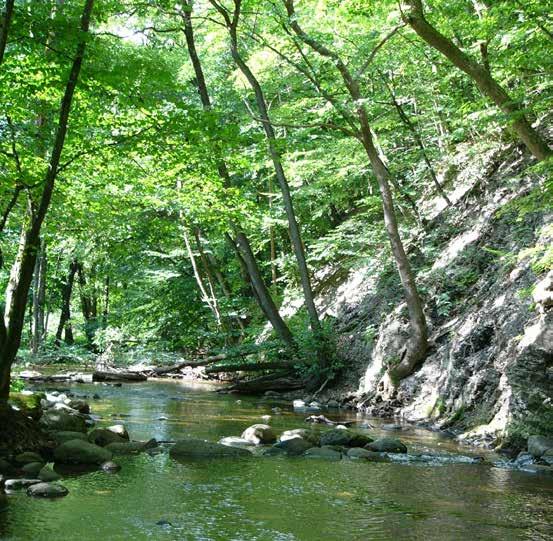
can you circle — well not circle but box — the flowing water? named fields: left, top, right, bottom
left=1, top=380, right=552, bottom=540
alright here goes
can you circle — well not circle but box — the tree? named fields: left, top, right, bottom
left=0, top=0, right=95, bottom=405
left=401, top=0, right=551, bottom=161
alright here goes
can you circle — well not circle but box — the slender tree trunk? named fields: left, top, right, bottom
left=0, top=0, right=94, bottom=404
left=401, top=0, right=551, bottom=161
left=77, top=263, right=97, bottom=345
left=234, top=232, right=296, bottom=349
left=31, top=239, right=47, bottom=354
left=211, top=2, right=321, bottom=337
left=55, top=259, right=78, bottom=346
left=0, top=0, right=15, bottom=67
left=102, top=274, right=109, bottom=328
left=284, top=0, right=428, bottom=379
left=182, top=1, right=295, bottom=346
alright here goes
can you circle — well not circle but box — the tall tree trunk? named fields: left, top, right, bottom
left=401, top=0, right=551, bottom=161
left=102, top=274, right=109, bottom=328
left=0, top=0, right=14, bottom=67
left=209, top=0, right=322, bottom=339
left=31, top=239, right=47, bottom=354
left=55, top=259, right=78, bottom=346
left=0, top=0, right=94, bottom=404
left=284, top=0, right=428, bottom=379
left=182, top=0, right=295, bottom=346
left=77, top=263, right=97, bottom=346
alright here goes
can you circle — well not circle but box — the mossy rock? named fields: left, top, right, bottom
left=9, top=392, right=45, bottom=420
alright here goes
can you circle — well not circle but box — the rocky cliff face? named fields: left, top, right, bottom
left=315, top=140, right=553, bottom=449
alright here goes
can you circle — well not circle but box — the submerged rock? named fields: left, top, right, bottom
left=106, top=424, right=129, bottom=440
left=366, top=437, right=407, bottom=454
left=50, top=430, right=89, bottom=444
left=106, top=439, right=157, bottom=455
left=305, top=447, right=342, bottom=460
left=27, top=482, right=68, bottom=498
left=320, top=429, right=372, bottom=448
left=170, top=439, right=252, bottom=459
left=241, top=424, right=276, bottom=445
left=54, top=439, right=112, bottom=465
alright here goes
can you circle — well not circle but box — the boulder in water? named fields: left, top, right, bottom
left=100, top=461, right=121, bottom=473
left=241, top=424, right=276, bottom=444
left=320, top=429, right=372, bottom=448
left=54, top=439, right=112, bottom=465
left=170, top=439, right=252, bottom=459
left=106, top=424, right=129, bottom=440
left=106, top=439, right=157, bottom=455
left=219, top=437, right=255, bottom=448
left=273, top=437, right=312, bottom=456
left=21, top=462, right=44, bottom=476
left=305, top=447, right=342, bottom=460
left=40, top=410, right=87, bottom=433
left=88, top=428, right=127, bottom=447
left=280, top=429, right=320, bottom=446
left=366, top=437, right=407, bottom=454
left=50, top=431, right=88, bottom=444
left=15, top=451, right=43, bottom=465
left=27, top=482, right=68, bottom=498
left=38, top=465, right=61, bottom=482
left=5, top=478, right=41, bottom=490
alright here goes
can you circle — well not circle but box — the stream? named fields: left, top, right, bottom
left=1, top=380, right=553, bottom=540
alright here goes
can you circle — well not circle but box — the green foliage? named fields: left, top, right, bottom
left=9, top=378, right=25, bottom=393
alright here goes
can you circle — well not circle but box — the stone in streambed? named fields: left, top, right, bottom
left=27, top=482, right=68, bottom=498
left=170, top=439, right=252, bottom=459
left=106, top=424, right=129, bottom=440
left=366, top=437, right=407, bottom=454
left=273, top=437, right=312, bottom=456
left=38, top=465, right=61, bottom=482
left=54, top=439, right=112, bottom=465
left=5, top=478, right=41, bottom=491
left=88, top=428, right=127, bottom=447
left=219, top=437, right=255, bottom=448
left=241, top=424, right=276, bottom=445
left=279, top=429, right=320, bottom=446
left=21, top=462, right=44, bottom=476
left=106, top=439, right=157, bottom=455
left=50, top=431, right=88, bottom=444
left=320, top=428, right=372, bottom=448
left=15, top=452, right=43, bottom=465
left=40, top=410, right=87, bottom=432
left=304, top=447, right=342, bottom=460
left=347, top=448, right=390, bottom=461
left=100, top=461, right=121, bottom=473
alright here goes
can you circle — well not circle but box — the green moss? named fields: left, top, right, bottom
left=8, top=392, right=45, bottom=417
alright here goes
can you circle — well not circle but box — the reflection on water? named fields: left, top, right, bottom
left=1, top=381, right=552, bottom=540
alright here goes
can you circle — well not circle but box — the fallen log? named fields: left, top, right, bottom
left=153, top=353, right=238, bottom=375
left=92, top=370, right=147, bottom=382
left=225, top=372, right=305, bottom=394
left=205, top=361, right=294, bottom=374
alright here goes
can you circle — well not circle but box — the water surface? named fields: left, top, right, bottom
left=1, top=380, right=552, bottom=540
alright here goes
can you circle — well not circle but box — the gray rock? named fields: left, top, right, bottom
left=381, top=423, right=404, bottom=431
left=50, top=431, right=88, bottom=444
left=260, top=446, right=287, bottom=456
left=320, top=429, right=373, bottom=448
left=67, top=399, right=90, bottom=414
left=100, top=461, right=121, bottom=473
left=5, top=478, right=41, bottom=490
left=219, top=437, right=255, bottom=448
left=347, top=447, right=376, bottom=459
left=241, top=424, right=276, bottom=444
left=38, top=465, right=61, bottom=482
left=15, top=451, right=43, bottom=465
left=170, top=439, right=252, bottom=459
left=366, top=437, right=407, bottom=454
left=54, top=439, right=112, bottom=465
left=527, top=435, right=553, bottom=457
left=106, top=439, right=157, bottom=455
left=326, top=400, right=340, bottom=408
left=22, top=462, right=44, bottom=476
left=40, top=410, right=87, bottom=432
left=27, top=482, right=68, bottom=498
left=305, top=447, right=342, bottom=460
left=88, top=428, right=127, bottom=447
left=520, top=464, right=553, bottom=476
left=514, top=452, right=535, bottom=466
left=273, top=437, right=312, bottom=456
left=280, top=429, right=320, bottom=446
left=106, top=424, right=129, bottom=440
